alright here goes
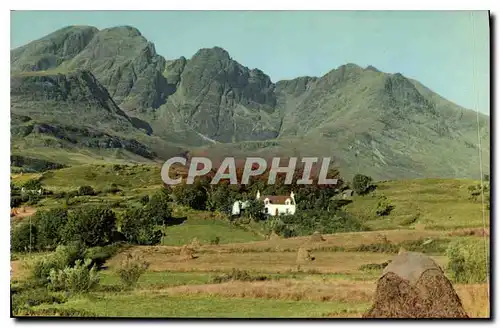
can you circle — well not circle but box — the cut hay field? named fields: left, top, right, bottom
left=10, top=164, right=491, bottom=318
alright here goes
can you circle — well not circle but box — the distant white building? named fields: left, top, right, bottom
left=258, top=191, right=296, bottom=216
left=231, top=191, right=296, bottom=217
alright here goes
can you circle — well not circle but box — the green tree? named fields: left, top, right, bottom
left=352, top=174, right=374, bottom=195
left=63, top=207, right=117, bottom=247
left=35, top=208, right=69, bottom=250
left=78, top=185, right=96, bottom=196
left=120, top=208, right=163, bottom=245
left=11, top=221, right=37, bottom=252
left=144, top=191, right=172, bottom=225
left=171, top=181, right=208, bottom=210
left=246, top=199, right=265, bottom=221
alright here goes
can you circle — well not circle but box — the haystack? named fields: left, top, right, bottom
left=363, top=251, right=468, bottom=318
left=310, top=231, right=326, bottom=242
left=190, top=237, right=201, bottom=248
left=296, top=247, right=315, bottom=264
left=269, top=231, right=281, bottom=241
left=179, top=245, right=195, bottom=260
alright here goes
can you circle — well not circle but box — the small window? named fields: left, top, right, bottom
left=285, top=200, right=290, bottom=205
left=264, top=207, right=268, bottom=214
left=265, top=200, right=269, bottom=205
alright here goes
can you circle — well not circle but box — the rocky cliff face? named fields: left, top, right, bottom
left=10, top=25, right=490, bottom=179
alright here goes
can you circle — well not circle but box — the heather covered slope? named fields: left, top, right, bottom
left=10, top=25, right=490, bottom=180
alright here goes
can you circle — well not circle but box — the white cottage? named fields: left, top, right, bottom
left=257, top=190, right=296, bottom=216
left=231, top=191, right=297, bottom=217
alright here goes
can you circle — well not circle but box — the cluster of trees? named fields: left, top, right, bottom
left=11, top=190, right=172, bottom=253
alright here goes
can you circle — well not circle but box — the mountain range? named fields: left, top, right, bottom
left=10, top=25, right=490, bottom=180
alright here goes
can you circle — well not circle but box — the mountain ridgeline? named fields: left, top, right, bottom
left=10, top=25, right=490, bottom=180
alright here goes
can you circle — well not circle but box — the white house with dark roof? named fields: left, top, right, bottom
left=257, top=190, right=296, bottom=216
left=231, top=191, right=297, bottom=217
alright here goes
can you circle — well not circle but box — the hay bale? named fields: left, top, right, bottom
left=296, top=247, right=315, bottom=264
left=310, top=231, right=325, bottom=242
left=363, top=252, right=468, bottom=318
left=179, top=245, right=195, bottom=260
left=269, top=231, right=281, bottom=241
left=190, top=237, right=201, bottom=248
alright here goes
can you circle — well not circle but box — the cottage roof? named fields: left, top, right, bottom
left=262, top=195, right=292, bottom=205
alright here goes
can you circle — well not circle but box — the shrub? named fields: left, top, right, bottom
left=11, top=287, right=67, bottom=315
left=446, top=239, right=489, bottom=284
left=11, top=196, right=23, bottom=208
left=116, top=254, right=149, bottom=288
left=63, top=207, right=117, bottom=247
left=48, top=259, right=100, bottom=293
left=359, top=260, right=391, bottom=271
left=210, top=236, right=221, bottom=245
left=35, top=208, right=69, bottom=250
left=11, top=221, right=37, bottom=252
left=144, top=191, right=172, bottom=225
left=376, top=196, right=394, bottom=216
left=139, top=194, right=150, bottom=206
left=211, top=269, right=268, bottom=283
left=171, top=182, right=208, bottom=210
left=22, top=179, right=42, bottom=191
left=84, top=243, right=125, bottom=270
left=78, top=185, right=95, bottom=196
left=105, top=183, right=120, bottom=194
left=53, top=191, right=67, bottom=199
left=352, top=174, right=374, bottom=195
left=30, top=243, right=86, bottom=284
left=120, top=207, right=163, bottom=245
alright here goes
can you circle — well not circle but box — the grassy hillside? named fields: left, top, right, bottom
left=344, top=178, right=490, bottom=230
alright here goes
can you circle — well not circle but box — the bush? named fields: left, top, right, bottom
left=446, top=239, right=489, bottom=283
left=11, top=287, right=67, bottom=315
left=120, top=207, right=163, bottom=245
left=35, top=208, right=69, bottom=250
left=211, top=269, right=268, bottom=283
left=11, top=196, right=23, bottom=208
left=78, top=185, right=95, bottom=196
left=22, top=179, right=42, bottom=191
left=30, top=243, right=86, bottom=284
left=63, top=207, right=117, bottom=247
left=352, top=174, right=374, bottom=195
left=116, top=254, right=149, bottom=288
left=376, top=196, right=394, bottom=216
left=84, top=243, right=125, bottom=270
left=210, top=236, right=221, bottom=245
left=105, top=183, right=120, bottom=194
left=11, top=221, right=37, bottom=252
left=359, top=260, right=391, bottom=272
left=139, top=194, right=149, bottom=206
left=171, top=182, right=208, bottom=210
left=53, top=191, right=67, bottom=199
left=144, top=191, right=172, bottom=225
left=48, top=259, right=100, bottom=293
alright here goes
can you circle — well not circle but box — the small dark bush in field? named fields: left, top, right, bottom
left=352, top=174, right=375, bottom=195
left=210, top=236, right=220, bottom=245
left=11, top=196, right=23, bottom=208
left=116, top=254, right=149, bottom=288
left=353, top=242, right=399, bottom=254
left=139, top=194, right=150, bottom=206
left=84, top=243, right=125, bottom=270
left=211, top=269, right=268, bottom=283
left=359, top=260, right=392, bottom=271
left=53, top=191, right=67, bottom=199
left=376, top=196, right=394, bottom=216
left=78, top=185, right=95, bottom=196
left=11, top=221, right=37, bottom=252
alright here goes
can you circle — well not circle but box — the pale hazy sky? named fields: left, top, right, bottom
left=11, top=10, right=490, bottom=114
